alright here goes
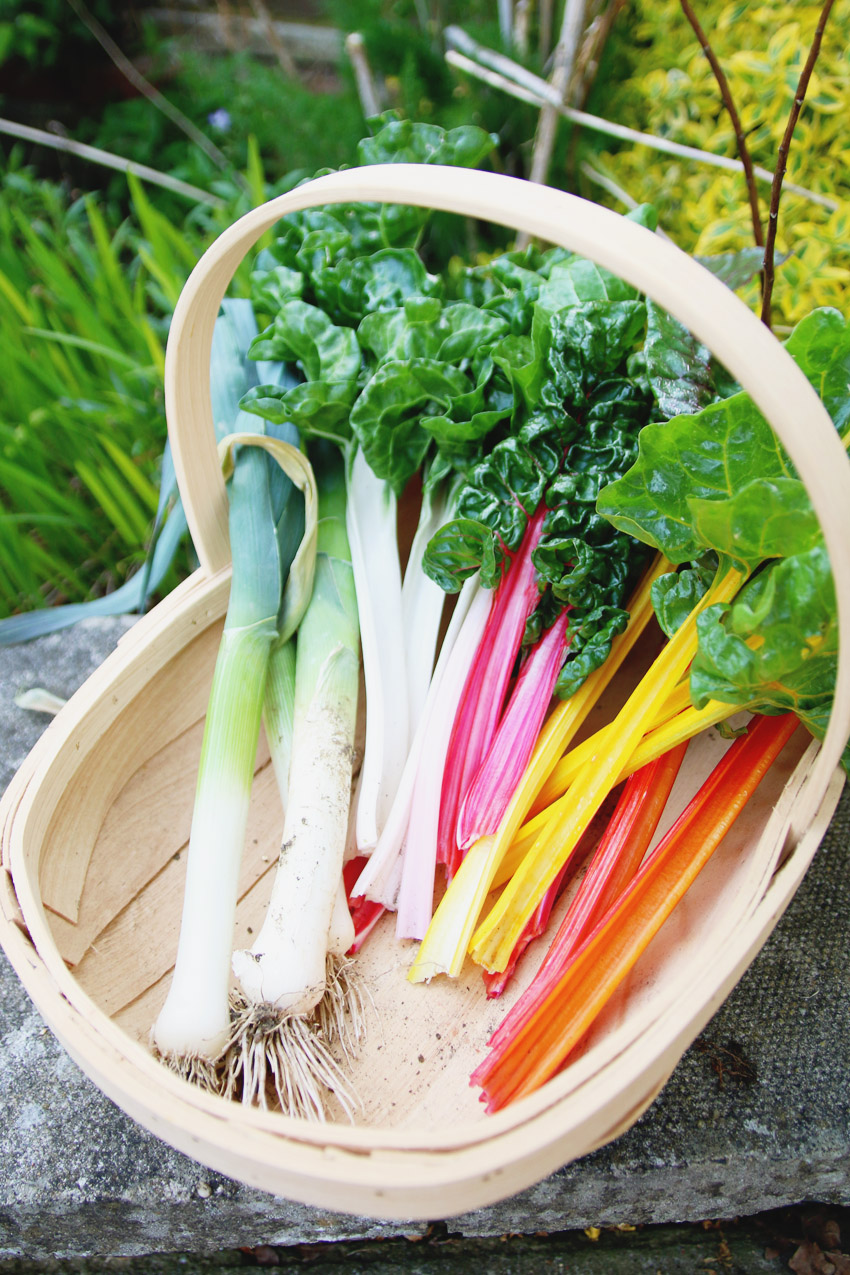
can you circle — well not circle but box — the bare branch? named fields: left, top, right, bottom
left=761, top=0, right=837, bottom=327
left=249, top=0, right=300, bottom=81
left=444, top=45, right=838, bottom=211
left=680, top=0, right=763, bottom=256
left=64, top=0, right=236, bottom=178
left=346, top=32, right=383, bottom=120
left=0, top=117, right=223, bottom=206
left=528, top=0, right=588, bottom=188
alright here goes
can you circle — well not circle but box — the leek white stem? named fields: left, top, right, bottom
left=232, top=455, right=360, bottom=1016
left=153, top=621, right=275, bottom=1060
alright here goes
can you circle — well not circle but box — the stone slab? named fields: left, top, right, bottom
left=0, top=620, right=848, bottom=1260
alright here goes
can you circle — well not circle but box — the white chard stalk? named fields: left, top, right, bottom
left=346, top=447, right=408, bottom=852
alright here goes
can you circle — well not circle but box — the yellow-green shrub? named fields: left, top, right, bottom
left=592, top=1, right=850, bottom=324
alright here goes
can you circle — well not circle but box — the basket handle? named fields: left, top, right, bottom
left=164, top=163, right=850, bottom=837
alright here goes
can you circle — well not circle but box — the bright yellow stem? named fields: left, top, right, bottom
left=407, top=554, right=669, bottom=984
left=507, top=695, right=735, bottom=869
left=469, top=565, right=746, bottom=973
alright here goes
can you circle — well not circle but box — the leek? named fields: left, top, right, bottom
left=152, top=431, right=317, bottom=1079
left=228, top=443, right=363, bottom=1115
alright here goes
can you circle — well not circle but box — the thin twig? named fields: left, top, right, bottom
left=679, top=0, right=763, bottom=254
left=250, top=0, right=300, bottom=80
left=513, top=0, right=532, bottom=58
left=761, top=0, right=837, bottom=327
left=444, top=46, right=839, bottom=211
left=345, top=32, right=382, bottom=120
left=64, top=0, right=236, bottom=177
left=572, top=0, right=628, bottom=108
left=580, top=159, right=675, bottom=241
left=498, top=0, right=514, bottom=48
left=0, top=117, right=224, bottom=205
left=528, top=0, right=587, bottom=187
left=540, top=0, right=555, bottom=64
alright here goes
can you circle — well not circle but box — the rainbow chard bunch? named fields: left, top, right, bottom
left=470, top=306, right=850, bottom=1108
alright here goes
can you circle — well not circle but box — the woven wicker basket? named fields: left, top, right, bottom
left=1, top=165, right=848, bottom=1220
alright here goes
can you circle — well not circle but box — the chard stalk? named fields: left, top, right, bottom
left=346, top=447, right=408, bottom=852
left=350, top=575, right=486, bottom=917
left=401, top=478, right=456, bottom=733
left=470, top=563, right=745, bottom=973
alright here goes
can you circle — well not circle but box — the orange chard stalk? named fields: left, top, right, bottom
left=473, top=712, right=799, bottom=1112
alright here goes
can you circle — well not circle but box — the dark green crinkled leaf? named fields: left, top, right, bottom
left=312, top=249, right=442, bottom=327
left=644, top=299, right=715, bottom=419
left=250, top=265, right=304, bottom=318
left=421, top=517, right=500, bottom=592
left=491, top=334, right=544, bottom=414
left=349, top=358, right=470, bottom=493
left=534, top=378, right=651, bottom=624
left=422, top=357, right=513, bottom=449
left=358, top=299, right=509, bottom=366
left=555, top=606, right=630, bottom=699
left=541, top=301, right=647, bottom=408
left=651, top=557, right=717, bottom=639
left=249, top=299, right=361, bottom=385
left=453, top=411, right=577, bottom=553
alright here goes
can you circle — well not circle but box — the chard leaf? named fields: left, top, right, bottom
left=250, top=299, right=361, bottom=385
left=695, top=247, right=774, bottom=290
left=240, top=381, right=356, bottom=446
left=295, top=227, right=351, bottom=280
left=537, top=258, right=640, bottom=311
left=541, top=300, right=647, bottom=407
left=311, top=248, right=441, bottom=327
left=688, top=476, right=821, bottom=571
left=644, top=299, right=715, bottom=418
left=491, top=334, right=544, bottom=413
left=358, top=299, right=509, bottom=366
left=349, top=358, right=470, bottom=492
left=783, top=307, right=850, bottom=432
left=597, top=392, right=794, bottom=564
left=554, top=605, right=631, bottom=699
left=422, top=517, right=500, bottom=592
left=454, top=411, right=576, bottom=553
left=250, top=265, right=304, bottom=317
left=421, top=358, right=513, bottom=448
left=691, top=542, right=844, bottom=765
left=534, top=378, right=651, bottom=620
left=356, top=116, right=498, bottom=169
left=651, top=558, right=716, bottom=638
